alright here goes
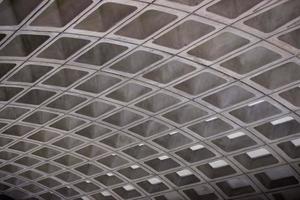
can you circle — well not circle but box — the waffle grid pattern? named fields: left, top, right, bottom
left=0, top=0, right=300, bottom=200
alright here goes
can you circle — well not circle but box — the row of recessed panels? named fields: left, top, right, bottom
left=0, top=0, right=299, bottom=200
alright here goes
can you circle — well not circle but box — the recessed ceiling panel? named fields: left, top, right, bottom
left=0, top=1, right=299, bottom=200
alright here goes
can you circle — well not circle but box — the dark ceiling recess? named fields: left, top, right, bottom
left=0, top=0, right=300, bottom=200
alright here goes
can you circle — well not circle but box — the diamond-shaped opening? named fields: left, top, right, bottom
left=116, top=9, right=177, bottom=39
left=0, top=136, right=13, bottom=147
left=153, top=20, right=215, bottom=49
left=244, top=0, right=300, bottom=33
left=19, top=181, right=42, bottom=192
left=16, top=89, right=56, bottom=105
left=76, top=101, right=115, bottom=118
left=0, top=86, right=23, bottom=101
left=197, top=159, right=236, bottom=179
left=188, top=32, right=250, bottom=61
left=38, top=37, right=90, bottom=60
left=52, top=136, right=84, bottom=150
left=203, top=85, right=255, bottom=109
left=50, top=116, right=85, bottom=131
left=91, top=192, right=117, bottom=200
left=32, top=147, right=61, bottom=159
left=30, top=0, right=93, bottom=27
left=75, top=181, right=99, bottom=192
left=97, top=154, right=129, bottom=168
left=187, top=117, right=233, bottom=138
left=56, top=171, right=81, bottom=183
left=22, top=187, right=41, bottom=196
left=176, top=145, right=215, bottom=163
left=103, top=109, right=143, bottom=127
left=0, top=164, right=22, bottom=173
left=0, top=122, right=7, bottom=130
left=47, top=94, right=86, bottom=110
left=23, top=182, right=42, bottom=193
left=0, top=106, right=29, bottom=120
left=76, top=144, right=107, bottom=158
left=0, top=34, right=49, bottom=57
left=113, top=185, right=141, bottom=199
left=163, top=104, right=208, bottom=124
left=75, top=42, right=128, bottom=66
left=0, top=0, right=42, bottom=25
left=279, top=87, right=300, bottom=107
left=2, top=124, right=34, bottom=137
left=135, top=93, right=180, bottom=113
left=43, top=68, right=88, bottom=87
left=216, top=176, right=255, bottom=197
left=137, top=178, right=168, bottom=194
left=0, top=152, right=17, bottom=163
left=174, top=72, right=227, bottom=95
left=110, top=50, right=163, bottom=74
left=5, top=189, right=29, bottom=200
left=75, top=163, right=103, bottom=176
left=251, top=62, right=300, bottom=90
left=234, top=148, right=279, bottom=170
left=170, top=0, right=204, bottom=6
left=56, top=187, right=79, bottom=198
left=229, top=101, right=282, bottom=123
left=155, top=191, right=185, bottom=200
left=278, top=138, right=300, bottom=159
left=0, top=183, right=10, bottom=192
left=8, top=64, right=53, bottom=83
left=0, top=63, right=16, bottom=79
left=128, top=120, right=169, bottom=138
left=75, top=124, right=112, bottom=139
left=54, top=154, right=83, bottom=167
left=94, top=174, right=123, bottom=186
left=20, top=170, right=42, bottom=180
left=212, top=132, right=257, bottom=152
left=123, top=144, right=158, bottom=159
left=0, top=34, right=5, bottom=43
left=272, top=187, right=300, bottom=200
left=279, top=28, right=300, bottom=49
left=220, top=46, right=281, bottom=75
left=106, top=82, right=151, bottom=103
left=145, top=156, right=180, bottom=172
left=40, top=192, right=61, bottom=200
left=4, top=177, right=25, bottom=186
left=207, top=0, right=263, bottom=19
left=75, top=2, right=137, bottom=32
left=75, top=74, right=121, bottom=94
left=7, top=141, right=34, bottom=154
left=28, top=129, right=60, bottom=142
left=254, top=165, right=298, bottom=189
left=118, top=165, right=149, bottom=180
left=165, top=170, right=200, bottom=186
left=143, top=60, right=196, bottom=84
left=38, top=177, right=61, bottom=188
left=254, top=117, right=300, bottom=140
left=100, top=133, right=135, bottom=149
left=22, top=184, right=43, bottom=193
left=0, top=151, right=18, bottom=161
left=15, top=156, right=40, bottom=166
left=23, top=111, right=58, bottom=124
left=153, top=132, right=193, bottom=149
left=35, top=163, right=61, bottom=174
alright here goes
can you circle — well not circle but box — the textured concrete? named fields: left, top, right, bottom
left=0, top=0, right=299, bottom=200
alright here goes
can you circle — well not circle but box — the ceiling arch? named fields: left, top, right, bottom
left=0, top=0, right=299, bottom=200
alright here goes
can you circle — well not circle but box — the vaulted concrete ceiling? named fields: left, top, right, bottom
left=0, top=0, right=299, bottom=200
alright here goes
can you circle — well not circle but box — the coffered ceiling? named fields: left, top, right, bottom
left=0, top=0, right=299, bottom=200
